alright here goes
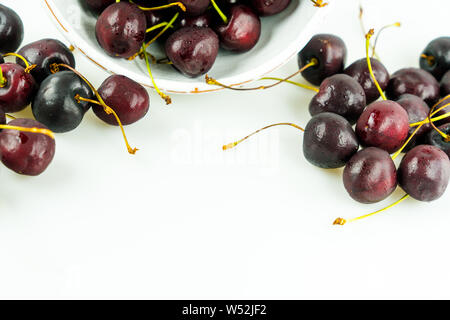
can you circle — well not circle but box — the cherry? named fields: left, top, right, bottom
left=434, top=96, right=450, bottom=126
left=165, top=27, right=219, bottom=77
left=17, top=39, right=76, bottom=84
left=344, top=58, right=390, bottom=104
left=179, top=0, right=210, bottom=16
left=398, top=145, right=450, bottom=202
left=0, top=4, right=24, bottom=54
left=143, top=10, right=167, bottom=41
left=297, top=34, right=347, bottom=86
left=309, top=74, right=366, bottom=125
left=84, top=0, right=115, bottom=14
left=0, top=118, right=55, bottom=176
left=32, top=71, right=93, bottom=133
left=93, top=75, right=149, bottom=126
left=419, top=37, right=450, bottom=81
left=303, top=112, right=359, bottom=169
left=95, top=2, right=147, bottom=59
left=0, top=63, right=37, bottom=113
left=425, top=123, right=450, bottom=158
left=343, top=147, right=397, bottom=204
left=441, top=70, right=450, bottom=97
left=396, top=94, right=431, bottom=151
left=214, top=5, right=261, bottom=52
left=386, top=68, right=440, bottom=106
left=178, top=12, right=212, bottom=28
left=248, top=0, right=291, bottom=16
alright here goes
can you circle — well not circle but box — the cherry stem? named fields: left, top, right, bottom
left=143, top=49, right=171, bottom=105
left=223, top=123, right=304, bottom=151
left=410, top=95, right=450, bottom=127
left=3, top=52, right=37, bottom=73
left=259, top=77, right=319, bottom=92
left=142, top=12, right=179, bottom=51
left=0, top=66, right=6, bottom=88
left=365, top=29, right=387, bottom=100
left=333, top=194, right=410, bottom=226
left=421, top=53, right=435, bottom=67
left=50, top=63, right=138, bottom=155
left=428, top=97, right=450, bottom=142
left=372, top=22, right=401, bottom=58
left=0, top=124, right=55, bottom=139
left=210, top=0, right=228, bottom=24
left=311, top=0, right=328, bottom=7
left=131, top=1, right=186, bottom=12
left=205, top=59, right=318, bottom=91
left=146, top=22, right=170, bottom=34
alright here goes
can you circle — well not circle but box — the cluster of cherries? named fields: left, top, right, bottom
left=0, top=3, right=151, bottom=177
left=85, top=0, right=324, bottom=103
left=216, top=27, right=450, bottom=224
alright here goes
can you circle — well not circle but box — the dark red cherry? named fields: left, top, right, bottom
left=419, top=37, right=450, bottom=81
left=344, top=58, right=390, bottom=104
left=32, top=71, right=93, bottom=133
left=165, top=27, right=219, bottom=78
left=386, top=68, right=440, bottom=106
left=93, top=75, right=149, bottom=126
left=356, top=100, right=409, bottom=154
left=143, top=10, right=167, bottom=41
left=343, top=147, right=397, bottom=204
left=17, top=39, right=76, bottom=84
left=398, top=145, right=450, bottom=202
left=297, top=34, right=347, bottom=86
left=425, top=123, right=450, bottom=158
left=178, top=12, right=212, bottom=28
left=214, top=5, right=261, bottom=52
left=0, top=118, right=55, bottom=176
left=248, top=0, right=291, bottom=16
left=0, top=63, right=37, bottom=113
left=303, top=112, right=359, bottom=169
left=396, top=94, right=431, bottom=151
left=0, top=4, right=24, bottom=54
left=441, top=70, right=450, bottom=97
left=95, top=2, right=146, bottom=59
left=179, top=0, right=210, bottom=16
left=84, top=0, right=115, bottom=14
left=309, top=74, right=366, bottom=125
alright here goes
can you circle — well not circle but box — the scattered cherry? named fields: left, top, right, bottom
left=248, top=0, right=291, bottom=16
left=419, top=37, right=450, bottom=81
left=425, top=123, right=450, bottom=158
left=0, top=4, right=24, bottom=54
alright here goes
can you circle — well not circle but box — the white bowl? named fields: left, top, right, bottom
left=42, top=0, right=330, bottom=94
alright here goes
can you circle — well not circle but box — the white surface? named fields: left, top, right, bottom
left=0, top=0, right=449, bottom=300
left=44, top=0, right=329, bottom=93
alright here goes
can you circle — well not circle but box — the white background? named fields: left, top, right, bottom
left=0, top=0, right=449, bottom=299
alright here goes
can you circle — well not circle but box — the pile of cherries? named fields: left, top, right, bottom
left=0, top=3, right=151, bottom=177
left=220, top=28, right=450, bottom=224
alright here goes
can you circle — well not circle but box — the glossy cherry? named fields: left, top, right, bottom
left=425, top=123, right=450, bottom=158
left=297, top=34, right=347, bottom=86
left=344, top=58, right=390, bottom=104
left=343, top=147, right=397, bottom=204
left=95, top=2, right=147, bottom=59
left=178, top=12, right=212, bottom=28
left=303, top=112, right=359, bottom=169
left=32, top=71, right=93, bottom=133
left=84, top=0, right=115, bottom=14
left=248, top=0, right=291, bottom=16
left=0, top=4, right=24, bottom=54
left=419, top=37, right=450, bottom=81
left=93, top=75, right=150, bottom=126
left=214, top=5, right=261, bottom=52
left=0, top=63, right=37, bottom=113
left=398, top=145, right=450, bottom=202
left=309, top=74, right=366, bottom=125
left=386, top=68, right=440, bottom=106
left=17, top=39, right=76, bottom=83
left=356, top=100, right=409, bottom=154
left=0, top=118, right=55, bottom=176
left=165, top=27, right=219, bottom=77
left=441, top=70, right=450, bottom=97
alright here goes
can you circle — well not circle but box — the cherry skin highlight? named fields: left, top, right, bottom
left=95, top=2, right=147, bottom=59
left=0, top=118, right=55, bottom=176
left=17, top=38, right=76, bottom=84
left=248, top=0, right=291, bottom=16
left=309, top=74, right=366, bottom=125
left=93, top=75, right=150, bottom=126
left=32, top=71, right=93, bottom=133
left=0, top=4, right=24, bottom=54
left=398, top=145, right=450, bottom=202
left=386, top=68, right=440, bottom=106
left=441, top=70, right=450, bottom=97
left=0, top=63, right=37, bottom=113
left=343, top=147, right=397, bottom=204
left=419, top=37, right=450, bottom=81
left=297, top=34, right=347, bottom=86
left=214, top=5, right=261, bottom=53
left=303, top=112, right=359, bottom=169
left=344, top=58, right=390, bottom=104
left=425, top=123, right=450, bottom=158
left=165, top=27, right=219, bottom=78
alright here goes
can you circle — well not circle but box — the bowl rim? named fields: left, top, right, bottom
left=43, top=0, right=330, bottom=94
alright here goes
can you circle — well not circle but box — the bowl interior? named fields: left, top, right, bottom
left=43, top=0, right=329, bottom=93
